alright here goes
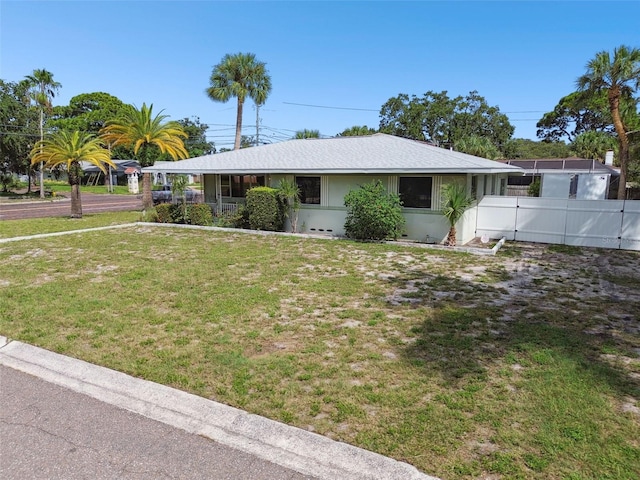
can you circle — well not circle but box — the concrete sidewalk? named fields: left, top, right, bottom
left=0, top=337, right=437, bottom=480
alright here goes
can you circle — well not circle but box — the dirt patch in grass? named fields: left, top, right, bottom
left=0, top=227, right=638, bottom=479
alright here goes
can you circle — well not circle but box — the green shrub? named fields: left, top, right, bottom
left=225, top=205, right=249, bottom=229
left=139, top=207, right=158, bottom=223
left=245, top=187, right=284, bottom=231
left=155, top=204, right=174, bottom=223
left=344, top=180, right=404, bottom=241
left=528, top=178, right=541, bottom=197
left=155, top=203, right=183, bottom=223
left=187, top=204, right=213, bottom=226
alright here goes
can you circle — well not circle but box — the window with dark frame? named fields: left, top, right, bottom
left=399, top=177, right=433, bottom=208
left=220, top=175, right=265, bottom=198
left=295, top=176, right=321, bottom=204
left=471, top=175, right=478, bottom=199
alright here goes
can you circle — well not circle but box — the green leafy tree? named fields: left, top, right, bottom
left=49, top=92, right=130, bottom=134
left=344, top=180, right=404, bottom=241
left=455, top=135, right=500, bottom=159
left=379, top=90, right=513, bottom=153
left=0, top=79, right=38, bottom=190
left=25, top=68, right=62, bottom=198
left=30, top=131, right=115, bottom=218
left=206, top=52, right=272, bottom=150
left=240, top=135, right=255, bottom=149
left=577, top=45, right=640, bottom=199
left=503, top=138, right=571, bottom=159
left=570, top=131, right=618, bottom=160
left=100, top=103, right=188, bottom=208
left=177, top=117, right=215, bottom=157
left=294, top=129, right=320, bottom=139
left=536, top=91, right=614, bottom=142
left=441, top=183, right=473, bottom=247
left=49, top=92, right=135, bottom=178
left=337, top=125, right=377, bottom=136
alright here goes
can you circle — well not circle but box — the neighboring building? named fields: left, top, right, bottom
left=501, top=153, right=620, bottom=200
left=143, top=134, right=523, bottom=244
left=80, top=159, right=141, bottom=186
left=150, top=162, right=199, bottom=186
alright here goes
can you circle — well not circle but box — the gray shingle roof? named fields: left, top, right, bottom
left=142, top=133, right=523, bottom=175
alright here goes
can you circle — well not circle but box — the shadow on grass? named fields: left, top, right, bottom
left=391, top=273, right=640, bottom=399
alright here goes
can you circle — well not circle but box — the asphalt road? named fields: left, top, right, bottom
left=0, top=365, right=314, bottom=480
left=0, top=193, right=143, bottom=220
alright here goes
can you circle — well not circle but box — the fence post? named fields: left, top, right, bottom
left=513, top=196, right=520, bottom=242
left=618, top=199, right=625, bottom=250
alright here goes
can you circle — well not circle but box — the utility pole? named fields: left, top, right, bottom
left=255, top=103, right=260, bottom=147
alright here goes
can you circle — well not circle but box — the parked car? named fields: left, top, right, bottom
left=152, top=185, right=199, bottom=205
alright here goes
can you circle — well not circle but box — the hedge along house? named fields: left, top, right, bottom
left=142, top=134, right=523, bottom=244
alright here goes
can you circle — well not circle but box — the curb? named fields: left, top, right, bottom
left=1, top=221, right=505, bottom=256
left=0, top=337, right=438, bottom=480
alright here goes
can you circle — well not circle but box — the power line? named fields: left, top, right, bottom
left=283, top=101, right=379, bottom=112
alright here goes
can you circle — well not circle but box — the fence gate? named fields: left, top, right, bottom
left=475, top=196, right=640, bottom=252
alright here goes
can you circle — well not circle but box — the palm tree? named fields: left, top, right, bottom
left=294, top=129, right=320, bottom=139
left=101, top=103, right=188, bottom=208
left=571, top=130, right=618, bottom=160
left=206, top=53, right=272, bottom=150
left=441, top=183, right=473, bottom=247
left=577, top=45, right=640, bottom=199
left=337, top=125, right=377, bottom=136
left=30, top=131, right=114, bottom=218
left=25, top=69, right=62, bottom=198
left=277, top=178, right=301, bottom=232
left=455, top=135, right=500, bottom=159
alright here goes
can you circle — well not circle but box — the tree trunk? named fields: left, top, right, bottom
left=234, top=98, right=244, bottom=150
left=39, top=108, right=45, bottom=198
left=445, top=226, right=457, bottom=246
left=70, top=182, right=82, bottom=218
left=142, top=172, right=153, bottom=209
left=608, top=88, right=629, bottom=200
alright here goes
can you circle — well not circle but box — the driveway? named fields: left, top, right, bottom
left=0, top=193, right=143, bottom=220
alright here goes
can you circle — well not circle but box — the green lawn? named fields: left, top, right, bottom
left=45, top=182, right=132, bottom=195
left=0, top=225, right=638, bottom=479
left=0, top=211, right=141, bottom=239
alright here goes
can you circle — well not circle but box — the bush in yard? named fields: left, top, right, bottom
left=528, top=178, right=541, bottom=197
left=155, top=203, right=174, bottom=223
left=245, top=187, right=284, bottom=231
left=155, top=203, right=184, bottom=223
left=227, top=205, right=250, bottom=229
left=139, top=207, right=158, bottom=223
left=344, top=180, right=404, bottom=240
left=187, top=204, right=213, bottom=226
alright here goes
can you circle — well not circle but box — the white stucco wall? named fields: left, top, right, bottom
left=203, top=172, right=496, bottom=244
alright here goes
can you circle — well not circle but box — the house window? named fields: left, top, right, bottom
left=296, top=176, right=321, bottom=204
left=500, top=178, right=507, bottom=196
left=471, top=175, right=478, bottom=199
left=220, top=175, right=265, bottom=198
left=399, top=177, right=432, bottom=208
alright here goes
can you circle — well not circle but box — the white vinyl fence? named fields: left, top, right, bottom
left=476, top=196, right=640, bottom=251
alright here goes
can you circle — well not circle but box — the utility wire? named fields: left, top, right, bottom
left=283, top=101, right=379, bottom=112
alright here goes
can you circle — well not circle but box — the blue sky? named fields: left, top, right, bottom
left=2, top=1, right=639, bottom=150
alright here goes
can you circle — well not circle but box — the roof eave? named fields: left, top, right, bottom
left=141, top=167, right=524, bottom=175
